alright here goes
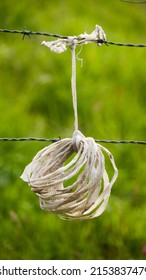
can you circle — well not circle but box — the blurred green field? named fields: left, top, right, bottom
left=0, top=0, right=146, bottom=260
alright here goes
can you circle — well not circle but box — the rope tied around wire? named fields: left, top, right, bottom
left=41, top=25, right=107, bottom=132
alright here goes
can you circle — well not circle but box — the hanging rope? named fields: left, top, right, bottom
left=70, top=43, right=78, bottom=131
left=20, top=25, right=118, bottom=220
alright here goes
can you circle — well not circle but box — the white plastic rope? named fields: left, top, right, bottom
left=21, top=25, right=118, bottom=220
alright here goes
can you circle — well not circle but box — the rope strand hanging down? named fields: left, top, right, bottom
left=70, top=43, right=78, bottom=131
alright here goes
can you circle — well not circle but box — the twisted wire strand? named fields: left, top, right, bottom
left=101, top=40, right=146, bottom=48
left=0, top=137, right=146, bottom=145
left=0, top=28, right=146, bottom=48
left=0, top=137, right=60, bottom=142
left=0, top=29, right=68, bottom=39
left=95, top=139, right=146, bottom=145
left=120, top=0, right=146, bottom=3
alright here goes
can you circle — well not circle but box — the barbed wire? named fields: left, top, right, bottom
left=0, top=28, right=68, bottom=39
left=0, top=28, right=146, bottom=48
left=0, top=137, right=146, bottom=145
left=95, top=139, right=146, bottom=145
left=120, top=0, right=146, bottom=3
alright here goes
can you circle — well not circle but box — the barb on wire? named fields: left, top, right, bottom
left=0, top=137, right=146, bottom=145
left=0, top=28, right=146, bottom=48
left=22, top=26, right=31, bottom=40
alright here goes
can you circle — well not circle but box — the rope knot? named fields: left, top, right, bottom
left=72, top=130, right=85, bottom=151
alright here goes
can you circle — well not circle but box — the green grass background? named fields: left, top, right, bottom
left=0, top=0, right=146, bottom=260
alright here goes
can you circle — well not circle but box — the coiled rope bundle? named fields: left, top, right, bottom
left=21, top=130, right=118, bottom=220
